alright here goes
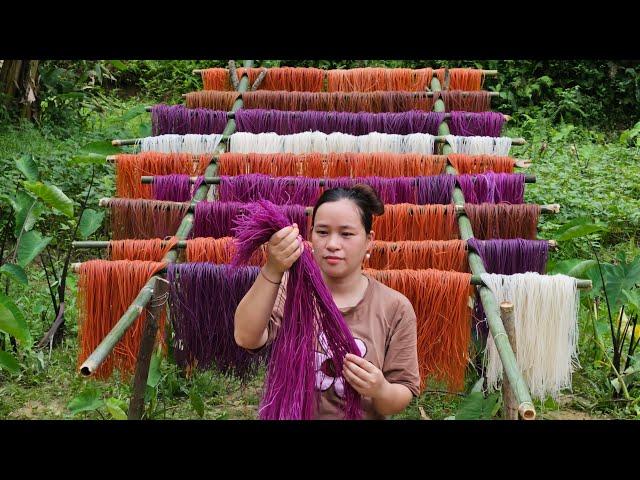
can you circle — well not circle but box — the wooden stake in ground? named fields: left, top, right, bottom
left=127, top=277, right=170, bottom=420
left=500, top=302, right=518, bottom=419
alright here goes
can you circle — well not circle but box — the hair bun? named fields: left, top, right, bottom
left=351, top=183, right=385, bottom=216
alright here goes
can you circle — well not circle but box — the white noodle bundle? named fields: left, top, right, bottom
left=445, top=135, right=512, bottom=156
left=137, top=134, right=224, bottom=154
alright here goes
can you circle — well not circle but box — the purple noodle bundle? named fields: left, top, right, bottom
left=167, top=263, right=267, bottom=379
left=415, top=175, right=457, bottom=204
left=218, top=174, right=322, bottom=205
left=234, top=109, right=445, bottom=136
left=467, top=238, right=549, bottom=275
left=467, top=238, right=549, bottom=336
left=152, top=174, right=202, bottom=202
left=231, top=200, right=362, bottom=420
left=324, top=177, right=416, bottom=204
left=193, top=201, right=308, bottom=239
left=151, top=104, right=228, bottom=135
left=457, top=172, right=525, bottom=204
left=448, top=111, right=505, bottom=137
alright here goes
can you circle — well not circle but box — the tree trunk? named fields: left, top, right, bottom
left=0, top=60, right=40, bottom=121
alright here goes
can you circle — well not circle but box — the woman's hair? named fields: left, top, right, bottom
left=312, top=184, right=385, bottom=234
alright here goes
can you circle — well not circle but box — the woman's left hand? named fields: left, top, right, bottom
left=342, top=353, right=388, bottom=399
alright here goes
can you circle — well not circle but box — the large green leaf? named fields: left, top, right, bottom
left=17, top=230, right=51, bottom=267
left=147, top=351, right=162, bottom=388
left=556, top=223, right=607, bottom=241
left=552, top=216, right=592, bottom=235
left=0, top=297, right=29, bottom=343
left=79, top=140, right=120, bottom=156
left=13, top=192, right=44, bottom=236
left=105, top=397, right=127, bottom=420
left=16, top=155, right=39, bottom=181
left=0, top=264, right=28, bottom=285
left=0, top=349, right=20, bottom=374
left=190, top=389, right=205, bottom=418
left=109, top=60, right=127, bottom=71
left=458, top=392, right=500, bottom=420
left=23, top=181, right=74, bottom=217
left=120, top=105, right=148, bottom=123
left=0, top=293, right=30, bottom=344
left=69, top=153, right=106, bottom=165
left=590, top=257, right=640, bottom=310
left=68, top=387, right=104, bottom=414
left=78, top=209, right=104, bottom=239
left=548, top=259, right=597, bottom=278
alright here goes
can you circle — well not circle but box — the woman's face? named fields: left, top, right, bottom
left=311, top=199, right=373, bottom=279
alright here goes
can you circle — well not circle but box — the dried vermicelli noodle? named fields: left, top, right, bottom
left=365, top=268, right=474, bottom=391
left=185, top=237, right=268, bottom=265
left=448, top=111, right=505, bottom=137
left=107, top=237, right=179, bottom=261
left=185, top=91, right=240, bottom=110
left=464, top=203, right=540, bottom=239
left=151, top=105, right=228, bottom=136
left=433, top=91, right=491, bottom=112
left=364, top=240, right=468, bottom=271
left=228, top=132, right=436, bottom=154
left=326, top=68, right=434, bottom=92
left=108, top=198, right=190, bottom=240
left=448, top=154, right=516, bottom=174
left=201, top=67, right=325, bottom=92
left=372, top=204, right=459, bottom=241
left=114, top=152, right=210, bottom=199
left=480, top=272, right=580, bottom=400
left=435, top=68, right=485, bottom=91
left=77, top=260, right=166, bottom=379
left=445, top=135, right=512, bottom=156
left=136, top=134, right=224, bottom=155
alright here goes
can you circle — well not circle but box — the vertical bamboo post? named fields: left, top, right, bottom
left=127, top=277, right=170, bottom=420
left=500, top=302, right=518, bottom=420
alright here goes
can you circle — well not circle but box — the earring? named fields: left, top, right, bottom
left=311, top=248, right=315, bottom=254
left=365, top=253, right=370, bottom=259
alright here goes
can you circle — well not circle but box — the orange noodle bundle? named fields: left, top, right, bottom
left=185, top=236, right=268, bottom=265
left=107, top=237, right=179, bottom=261
left=435, top=68, right=485, bottom=91
left=238, top=91, right=437, bottom=112
left=434, top=91, right=491, bottom=112
left=365, top=269, right=474, bottom=391
left=364, top=240, right=468, bottom=271
left=464, top=203, right=541, bottom=239
left=326, top=68, right=434, bottom=92
left=201, top=67, right=325, bottom=91
left=372, top=204, right=459, bottom=241
left=447, top=154, right=516, bottom=174
left=185, top=91, right=240, bottom=110
left=217, top=152, right=448, bottom=178
left=108, top=198, right=190, bottom=240
left=76, top=260, right=167, bottom=379
left=115, top=152, right=210, bottom=199
left=200, top=68, right=231, bottom=90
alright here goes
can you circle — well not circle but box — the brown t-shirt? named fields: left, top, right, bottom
left=255, top=273, right=421, bottom=420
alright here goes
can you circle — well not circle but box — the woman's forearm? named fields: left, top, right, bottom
left=234, top=265, right=283, bottom=349
left=372, top=382, right=414, bottom=416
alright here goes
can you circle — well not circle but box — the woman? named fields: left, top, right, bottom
left=234, top=185, right=420, bottom=419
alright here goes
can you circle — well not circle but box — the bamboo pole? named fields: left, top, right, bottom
left=72, top=238, right=560, bottom=250
left=192, top=68, right=500, bottom=76
left=140, top=174, right=537, bottom=184
left=78, top=60, right=255, bottom=377
left=105, top=154, right=532, bottom=168
left=127, top=277, right=169, bottom=420
left=143, top=105, right=512, bottom=122
left=112, top=135, right=527, bottom=147
left=96, top=197, right=560, bottom=214
left=69, top=261, right=590, bottom=290
left=432, top=75, right=537, bottom=417
left=181, top=91, right=501, bottom=99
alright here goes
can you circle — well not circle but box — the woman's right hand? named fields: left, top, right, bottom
left=264, top=223, right=304, bottom=276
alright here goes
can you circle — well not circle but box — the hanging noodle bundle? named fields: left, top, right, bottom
left=364, top=240, right=468, bottom=271
left=136, top=134, right=224, bottom=154
left=217, top=152, right=448, bottom=177
left=152, top=174, right=205, bottom=202
left=481, top=272, right=580, bottom=400
left=151, top=104, right=228, bottom=136
left=464, top=203, right=541, bottom=239
left=365, top=269, right=474, bottom=391
left=448, top=154, right=516, bottom=174
left=435, top=68, right=485, bottom=91
left=107, top=237, right=179, bottom=261
left=456, top=173, right=526, bottom=204
left=228, top=132, right=436, bottom=154
left=372, top=204, right=459, bottom=241
left=467, top=239, right=549, bottom=275
left=445, top=135, right=512, bottom=156
left=185, top=91, right=240, bottom=110
left=114, top=152, right=210, bottom=199
left=327, top=68, right=434, bottom=92
left=448, top=111, right=505, bottom=137
left=108, top=198, right=190, bottom=240
left=76, top=260, right=166, bottom=379
left=201, top=67, right=325, bottom=91
left=185, top=237, right=268, bottom=265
